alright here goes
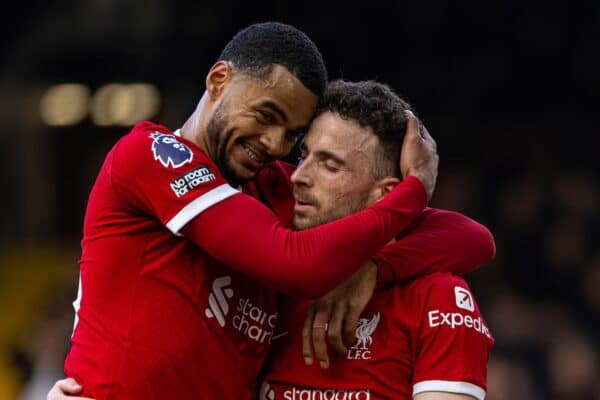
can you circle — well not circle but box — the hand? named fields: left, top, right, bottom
left=47, top=378, right=94, bottom=400
left=302, top=262, right=378, bottom=369
left=399, top=110, right=439, bottom=200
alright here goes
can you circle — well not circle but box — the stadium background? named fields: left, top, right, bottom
left=0, top=1, right=598, bottom=399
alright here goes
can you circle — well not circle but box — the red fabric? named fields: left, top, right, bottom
left=64, top=121, right=430, bottom=399
left=264, top=272, right=495, bottom=400
left=66, top=121, right=278, bottom=398
left=183, top=174, right=427, bottom=298
left=374, top=208, right=496, bottom=284
left=249, top=162, right=495, bottom=289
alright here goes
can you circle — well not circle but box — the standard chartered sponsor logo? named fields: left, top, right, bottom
left=282, top=387, right=370, bottom=400
left=427, top=309, right=492, bottom=339
left=205, top=276, right=234, bottom=327
left=205, top=276, right=278, bottom=343
left=234, top=297, right=278, bottom=344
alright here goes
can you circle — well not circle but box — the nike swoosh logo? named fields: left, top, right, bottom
left=271, top=331, right=288, bottom=341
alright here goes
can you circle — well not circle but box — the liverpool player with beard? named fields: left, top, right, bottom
left=53, top=22, right=448, bottom=399
left=50, top=79, right=495, bottom=400
left=260, top=81, right=495, bottom=400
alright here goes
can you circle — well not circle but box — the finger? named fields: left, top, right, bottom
left=302, top=303, right=316, bottom=365
left=326, top=301, right=348, bottom=356
left=343, top=301, right=364, bottom=346
left=47, top=380, right=94, bottom=400
left=404, top=110, right=421, bottom=140
left=312, top=300, right=333, bottom=368
left=60, top=378, right=83, bottom=393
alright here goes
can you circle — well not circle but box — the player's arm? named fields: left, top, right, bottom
left=113, top=115, right=436, bottom=299
left=375, top=208, right=496, bottom=285
left=183, top=112, right=435, bottom=298
left=410, top=276, right=494, bottom=400
left=182, top=175, right=426, bottom=299
left=414, top=392, right=478, bottom=400
left=309, top=210, right=494, bottom=362
left=301, top=209, right=495, bottom=366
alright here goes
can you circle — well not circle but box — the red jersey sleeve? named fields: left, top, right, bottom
left=184, top=175, right=427, bottom=298
left=109, top=124, right=428, bottom=299
left=374, top=208, right=496, bottom=285
left=110, top=122, right=239, bottom=233
left=408, top=273, right=495, bottom=400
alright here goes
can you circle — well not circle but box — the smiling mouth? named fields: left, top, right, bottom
left=240, top=142, right=269, bottom=166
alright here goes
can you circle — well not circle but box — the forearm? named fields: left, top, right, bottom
left=183, top=176, right=427, bottom=298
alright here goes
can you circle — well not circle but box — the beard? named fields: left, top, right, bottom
left=206, top=100, right=244, bottom=187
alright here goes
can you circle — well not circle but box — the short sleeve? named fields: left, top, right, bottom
left=411, top=274, right=495, bottom=400
left=110, top=123, right=239, bottom=234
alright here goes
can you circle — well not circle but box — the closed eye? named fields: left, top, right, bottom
left=320, top=160, right=340, bottom=172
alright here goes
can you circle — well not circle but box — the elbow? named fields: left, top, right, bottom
left=485, top=227, right=497, bottom=262
left=473, top=223, right=496, bottom=266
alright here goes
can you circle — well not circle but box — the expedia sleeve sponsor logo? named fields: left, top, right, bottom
left=170, top=166, right=216, bottom=197
left=427, top=310, right=492, bottom=339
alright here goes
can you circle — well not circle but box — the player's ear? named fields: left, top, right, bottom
left=206, top=61, right=233, bottom=100
left=369, top=177, right=401, bottom=204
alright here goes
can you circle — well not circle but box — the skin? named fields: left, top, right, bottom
left=291, top=111, right=399, bottom=230
left=182, top=61, right=318, bottom=185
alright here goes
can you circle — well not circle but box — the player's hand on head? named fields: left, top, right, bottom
left=301, top=262, right=378, bottom=369
left=47, top=377, right=94, bottom=400
left=399, top=110, right=439, bottom=200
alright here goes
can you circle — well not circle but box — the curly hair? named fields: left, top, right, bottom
left=315, top=80, right=412, bottom=179
left=218, top=22, right=328, bottom=97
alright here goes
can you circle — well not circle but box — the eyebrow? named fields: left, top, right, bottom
left=258, top=100, right=288, bottom=123
left=259, top=100, right=311, bottom=135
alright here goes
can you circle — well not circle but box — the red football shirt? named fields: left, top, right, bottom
left=262, top=270, right=495, bottom=400
left=64, top=121, right=432, bottom=399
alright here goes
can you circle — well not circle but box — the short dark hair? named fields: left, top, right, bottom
left=315, top=80, right=412, bottom=179
left=218, top=22, right=328, bottom=97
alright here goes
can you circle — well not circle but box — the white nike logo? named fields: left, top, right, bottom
left=271, top=331, right=288, bottom=341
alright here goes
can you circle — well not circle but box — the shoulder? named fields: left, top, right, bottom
left=399, top=272, right=482, bottom=317
left=405, top=271, right=470, bottom=298
left=256, top=161, right=296, bottom=181
left=113, top=121, right=213, bottom=170
left=252, top=160, right=296, bottom=192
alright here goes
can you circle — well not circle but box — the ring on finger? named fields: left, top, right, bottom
left=313, top=322, right=329, bottom=330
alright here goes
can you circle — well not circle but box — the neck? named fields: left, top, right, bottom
left=180, top=92, right=211, bottom=156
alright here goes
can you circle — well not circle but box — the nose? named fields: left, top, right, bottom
left=291, top=157, right=313, bottom=187
left=258, top=126, right=290, bottom=158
